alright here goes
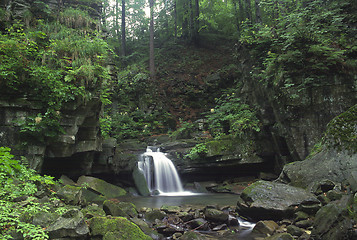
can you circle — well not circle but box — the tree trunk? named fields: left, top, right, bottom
left=245, top=0, right=252, bottom=22
left=189, top=0, right=194, bottom=41
left=232, top=0, right=241, bottom=34
left=182, top=0, right=189, bottom=40
left=149, top=0, right=155, bottom=78
left=238, top=0, right=244, bottom=21
left=193, top=0, right=200, bottom=45
left=174, top=0, right=177, bottom=39
left=254, top=0, right=262, bottom=23
left=121, top=0, right=126, bottom=56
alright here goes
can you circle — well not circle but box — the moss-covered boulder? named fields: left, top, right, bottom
left=103, top=200, right=138, bottom=218
left=56, top=185, right=83, bottom=205
left=77, top=175, right=126, bottom=198
left=46, top=209, right=89, bottom=239
left=132, top=165, right=150, bottom=196
left=89, top=216, right=151, bottom=240
left=81, top=204, right=106, bottom=219
left=278, top=105, right=357, bottom=189
left=204, top=208, right=229, bottom=223
left=311, top=196, right=355, bottom=240
left=144, top=209, right=167, bottom=223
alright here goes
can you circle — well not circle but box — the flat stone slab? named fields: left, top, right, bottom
left=237, top=180, right=320, bottom=220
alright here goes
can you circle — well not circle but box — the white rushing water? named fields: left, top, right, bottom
left=138, top=147, right=194, bottom=196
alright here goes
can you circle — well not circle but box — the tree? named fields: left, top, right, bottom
left=193, top=0, right=200, bottom=45
left=149, top=0, right=155, bottom=77
left=121, top=0, right=126, bottom=56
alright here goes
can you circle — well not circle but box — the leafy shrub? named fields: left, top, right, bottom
left=0, top=147, right=57, bottom=240
left=206, top=92, right=260, bottom=138
left=185, top=143, right=208, bottom=160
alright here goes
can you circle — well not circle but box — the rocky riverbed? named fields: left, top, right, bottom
left=6, top=172, right=356, bottom=240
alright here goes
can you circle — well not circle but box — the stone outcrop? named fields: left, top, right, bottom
left=0, top=97, right=103, bottom=176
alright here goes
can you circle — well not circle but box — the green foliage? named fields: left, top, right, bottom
left=17, top=110, right=64, bottom=144
left=324, top=104, right=357, bottom=154
left=185, top=143, right=208, bottom=160
left=0, top=147, right=58, bottom=240
left=240, top=0, right=357, bottom=97
left=170, top=121, right=196, bottom=140
left=207, top=92, right=260, bottom=138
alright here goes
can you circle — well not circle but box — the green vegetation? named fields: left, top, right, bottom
left=0, top=147, right=56, bottom=239
left=324, top=104, right=357, bottom=154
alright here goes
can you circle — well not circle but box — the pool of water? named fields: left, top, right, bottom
left=118, top=193, right=240, bottom=209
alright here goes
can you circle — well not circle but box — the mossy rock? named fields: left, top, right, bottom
left=103, top=200, right=138, bottom=218
left=56, top=185, right=83, bottom=205
left=89, top=217, right=151, bottom=240
left=324, top=104, right=357, bottom=154
left=144, top=209, right=167, bottom=223
left=77, top=176, right=127, bottom=199
left=81, top=205, right=106, bottom=219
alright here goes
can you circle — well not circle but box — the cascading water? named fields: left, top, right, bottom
left=138, top=147, right=190, bottom=195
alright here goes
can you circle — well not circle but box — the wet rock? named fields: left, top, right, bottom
left=212, top=223, right=227, bottom=231
left=295, top=219, right=313, bottom=228
left=236, top=180, right=320, bottom=220
left=179, top=231, right=206, bottom=240
left=56, top=185, right=83, bottom=205
left=81, top=204, right=106, bottom=219
left=77, top=175, right=126, bottom=198
left=103, top=200, right=138, bottom=218
left=326, top=190, right=343, bottom=201
left=131, top=217, right=163, bottom=240
left=253, top=220, right=279, bottom=235
left=294, top=211, right=309, bottom=222
left=145, top=209, right=167, bottom=223
left=186, top=218, right=209, bottom=230
left=311, top=196, right=354, bottom=240
left=204, top=208, right=229, bottom=223
left=161, top=205, right=181, bottom=214
left=279, top=148, right=357, bottom=189
left=60, top=175, right=77, bottom=186
left=265, top=233, right=294, bottom=240
left=287, top=225, right=305, bottom=237
left=32, top=211, right=59, bottom=227
left=133, top=165, right=151, bottom=196
left=311, top=179, right=336, bottom=195
left=89, top=216, right=151, bottom=240
left=46, top=209, right=89, bottom=239
left=227, top=215, right=239, bottom=226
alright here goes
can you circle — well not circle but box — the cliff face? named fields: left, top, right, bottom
left=0, top=97, right=103, bottom=176
left=0, top=0, right=105, bottom=177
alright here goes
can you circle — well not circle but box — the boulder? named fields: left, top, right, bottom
left=89, top=216, right=151, bottom=240
left=265, top=233, right=294, bottom=240
left=252, top=220, right=279, bottom=235
left=46, top=209, right=89, bottom=239
left=279, top=148, right=357, bottom=189
left=144, top=209, right=167, bottom=223
left=77, top=175, right=126, bottom=198
left=103, top=200, right=138, bottom=218
left=236, top=180, right=320, bottom=220
left=56, top=185, right=83, bottom=205
left=186, top=218, right=209, bottom=230
left=311, top=196, right=355, bottom=240
left=204, top=208, right=229, bottom=223
left=81, top=204, right=106, bottom=219
left=132, top=165, right=150, bottom=196
left=278, top=105, right=357, bottom=189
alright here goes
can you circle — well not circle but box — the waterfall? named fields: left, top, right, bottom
left=138, top=147, right=187, bottom=195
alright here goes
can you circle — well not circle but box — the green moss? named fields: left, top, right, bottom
left=89, top=217, right=151, bottom=240
left=324, top=104, right=357, bottom=154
